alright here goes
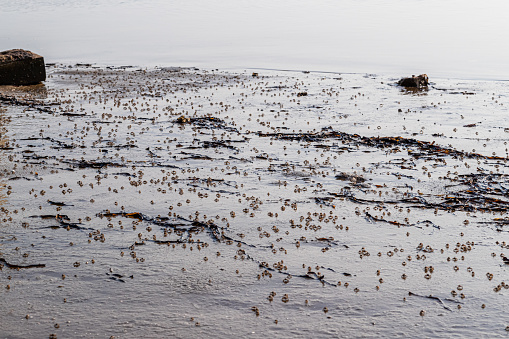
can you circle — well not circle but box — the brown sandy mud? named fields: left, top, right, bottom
left=1, top=65, right=509, bottom=338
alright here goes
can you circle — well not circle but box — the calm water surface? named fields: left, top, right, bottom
left=1, top=0, right=509, bottom=79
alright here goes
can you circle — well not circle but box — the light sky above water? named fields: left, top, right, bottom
left=1, top=0, right=509, bottom=80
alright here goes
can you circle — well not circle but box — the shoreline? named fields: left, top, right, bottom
left=34, top=61, right=509, bottom=82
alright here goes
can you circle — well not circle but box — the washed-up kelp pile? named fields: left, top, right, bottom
left=1, top=65, right=509, bottom=338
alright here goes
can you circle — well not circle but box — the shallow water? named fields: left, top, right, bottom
left=1, top=66, right=509, bottom=337
left=2, top=0, right=509, bottom=79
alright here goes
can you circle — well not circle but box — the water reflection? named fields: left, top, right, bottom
left=0, top=103, right=8, bottom=149
left=0, top=84, right=46, bottom=209
left=0, top=83, right=48, bottom=101
left=0, top=104, right=8, bottom=208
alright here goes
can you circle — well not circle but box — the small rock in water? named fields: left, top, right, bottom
left=0, top=49, right=46, bottom=85
left=397, top=74, right=428, bottom=88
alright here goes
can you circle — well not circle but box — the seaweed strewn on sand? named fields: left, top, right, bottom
left=1, top=65, right=509, bottom=338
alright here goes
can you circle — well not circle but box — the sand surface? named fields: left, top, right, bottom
left=1, top=65, right=509, bottom=338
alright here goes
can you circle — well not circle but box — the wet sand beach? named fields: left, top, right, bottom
left=1, top=65, right=509, bottom=337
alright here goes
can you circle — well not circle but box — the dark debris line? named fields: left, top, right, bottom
left=96, top=210, right=349, bottom=287
left=258, top=129, right=507, bottom=161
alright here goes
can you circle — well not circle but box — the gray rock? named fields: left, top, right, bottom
left=0, top=49, right=46, bottom=85
left=397, top=74, right=429, bottom=88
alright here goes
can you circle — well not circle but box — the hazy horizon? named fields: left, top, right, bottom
left=1, top=1, right=509, bottom=79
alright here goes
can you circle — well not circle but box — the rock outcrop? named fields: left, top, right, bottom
left=0, top=49, right=46, bottom=86
left=398, top=74, right=428, bottom=88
